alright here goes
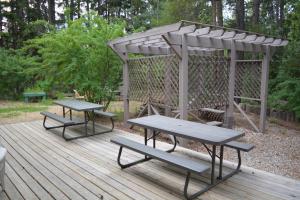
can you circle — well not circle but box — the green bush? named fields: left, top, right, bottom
left=269, top=2, right=300, bottom=119
left=23, top=12, right=125, bottom=109
left=0, top=48, right=35, bottom=99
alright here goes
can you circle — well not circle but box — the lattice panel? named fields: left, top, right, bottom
left=188, top=55, right=230, bottom=109
left=127, top=55, right=179, bottom=108
left=127, top=58, right=148, bottom=102
left=235, top=61, right=262, bottom=100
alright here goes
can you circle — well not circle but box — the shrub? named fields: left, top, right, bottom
left=24, top=12, right=125, bottom=109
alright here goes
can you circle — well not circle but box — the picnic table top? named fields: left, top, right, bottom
left=23, top=92, right=46, bottom=96
left=127, top=115, right=244, bottom=145
left=54, top=99, right=103, bottom=111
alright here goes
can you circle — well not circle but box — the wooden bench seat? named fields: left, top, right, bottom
left=225, top=141, right=254, bottom=152
left=200, top=108, right=225, bottom=114
left=40, top=111, right=82, bottom=125
left=111, top=137, right=210, bottom=174
left=206, top=121, right=223, bottom=126
left=94, top=110, right=116, bottom=118
left=41, top=111, right=85, bottom=140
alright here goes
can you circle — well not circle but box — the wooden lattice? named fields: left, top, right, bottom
left=235, top=60, right=262, bottom=100
left=127, top=55, right=179, bottom=108
left=188, top=55, right=230, bottom=109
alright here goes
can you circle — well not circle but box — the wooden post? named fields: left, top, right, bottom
left=178, top=34, right=189, bottom=147
left=226, top=41, right=237, bottom=128
left=179, top=34, right=189, bottom=120
left=259, top=46, right=271, bottom=133
left=123, top=53, right=129, bottom=127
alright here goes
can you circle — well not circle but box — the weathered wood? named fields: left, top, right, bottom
left=123, top=53, right=129, bottom=126
left=234, top=102, right=260, bottom=132
left=0, top=121, right=299, bottom=200
left=179, top=34, right=189, bottom=120
left=226, top=40, right=237, bottom=128
left=259, top=46, right=271, bottom=133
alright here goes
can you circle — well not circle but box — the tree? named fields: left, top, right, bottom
left=24, top=13, right=125, bottom=109
left=211, top=0, right=223, bottom=26
left=236, top=0, right=245, bottom=30
left=252, top=0, right=261, bottom=28
left=48, top=0, right=55, bottom=24
left=269, top=1, right=300, bottom=119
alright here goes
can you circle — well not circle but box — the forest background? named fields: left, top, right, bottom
left=0, top=0, right=299, bottom=117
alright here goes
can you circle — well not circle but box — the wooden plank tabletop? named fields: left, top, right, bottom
left=127, top=115, right=244, bottom=145
left=54, top=100, right=103, bottom=111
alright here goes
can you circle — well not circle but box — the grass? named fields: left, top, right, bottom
left=0, top=100, right=51, bottom=118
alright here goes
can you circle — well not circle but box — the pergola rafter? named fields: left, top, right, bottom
left=109, top=20, right=288, bottom=133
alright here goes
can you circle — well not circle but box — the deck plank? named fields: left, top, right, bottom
left=0, top=120, right=299, bottom=200
left=32, top=120, right=300, bottom=200
left=24, top=121, right=175, bottom=200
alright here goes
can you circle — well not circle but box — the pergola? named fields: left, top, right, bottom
left=109, top=20, right=288, bottom=133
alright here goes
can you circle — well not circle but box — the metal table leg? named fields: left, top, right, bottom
left=70, top=109, right=72, bottom=120
left=84, top=111, right=88, bottom=136
left=63, top=107, right=65, bottom=118
left=218, top=145, right=224, bottom=179
left=211, top=145, right=216, bottom=184
left=92, top=110, right=95, bottom=134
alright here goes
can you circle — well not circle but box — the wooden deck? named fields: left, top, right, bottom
left=0, top=120, right=299, bottom=200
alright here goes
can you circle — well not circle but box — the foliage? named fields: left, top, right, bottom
left=152, top=0, right=211, bottom=26
left=23, top=12, right=124, bottom=109
left=269, top=2, right=300, bottom=119
left=0, top=48, right=36, bottom=99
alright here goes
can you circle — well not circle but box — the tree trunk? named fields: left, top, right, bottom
left=278, top=0, right=285, bottom=36
left=86, top=0, right=90, bottom=15
left=252, top=0, right=260, bottom=26
left=0, top=3, right=2, bottom=33
left=48, top=0, right=55, bottom=24
left=77, top=0, right=81, bottom=19
left=236, top=0, right=245, bottom=61
left=216, top=0, right=223, bottom=26
left=70, top=0, right=75, bottom=20
left=236, top=0, right=245, bottom=30
left=211, top=0, right=216, bottom=25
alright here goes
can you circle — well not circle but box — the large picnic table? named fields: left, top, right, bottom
left=112, top=115, right=249, bottom=200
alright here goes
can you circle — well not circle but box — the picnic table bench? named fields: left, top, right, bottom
left=111, top=115, right=254, bottom=200
left=23, top=92, right=46, bottom=103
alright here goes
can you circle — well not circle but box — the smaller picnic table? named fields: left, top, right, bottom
left=41, top=100, right=114, bottom=140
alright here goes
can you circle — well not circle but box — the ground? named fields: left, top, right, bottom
left=0, top=100, right=299, bottom=180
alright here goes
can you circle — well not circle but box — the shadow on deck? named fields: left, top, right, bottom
left=0, top=120, right=299, bottom=200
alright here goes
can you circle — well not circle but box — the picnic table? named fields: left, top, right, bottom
left=41, top=100, right=115, bottom=140
left=23, top=92, right=46, bottom=103
left=111, top=115, right=253, bottom=199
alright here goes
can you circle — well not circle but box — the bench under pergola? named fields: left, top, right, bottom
left=109, top=20, right=288, bottom=133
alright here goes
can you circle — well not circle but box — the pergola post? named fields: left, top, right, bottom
left=122, top=53, right=129, bottom=127
left=226, top=41, right=237, bottom=128
left=259, top=46, right=271, bottom=133
left=179, top=34, right=189, bottom=120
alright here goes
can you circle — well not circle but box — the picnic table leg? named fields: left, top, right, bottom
left=63, top=107, right=65, bottom=118
left=153, top=130, right=156, bottom=148
left=144, top=128, right=148, bottom=159
left=69, top=109, right=72, bottom=120
left=211, top=145, right=216, bottom=184
left=218, top=145, right=224, bottom=180
left=84, top=111, right=88, bottom=136
left=92, top=110, right=95, bottom=134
